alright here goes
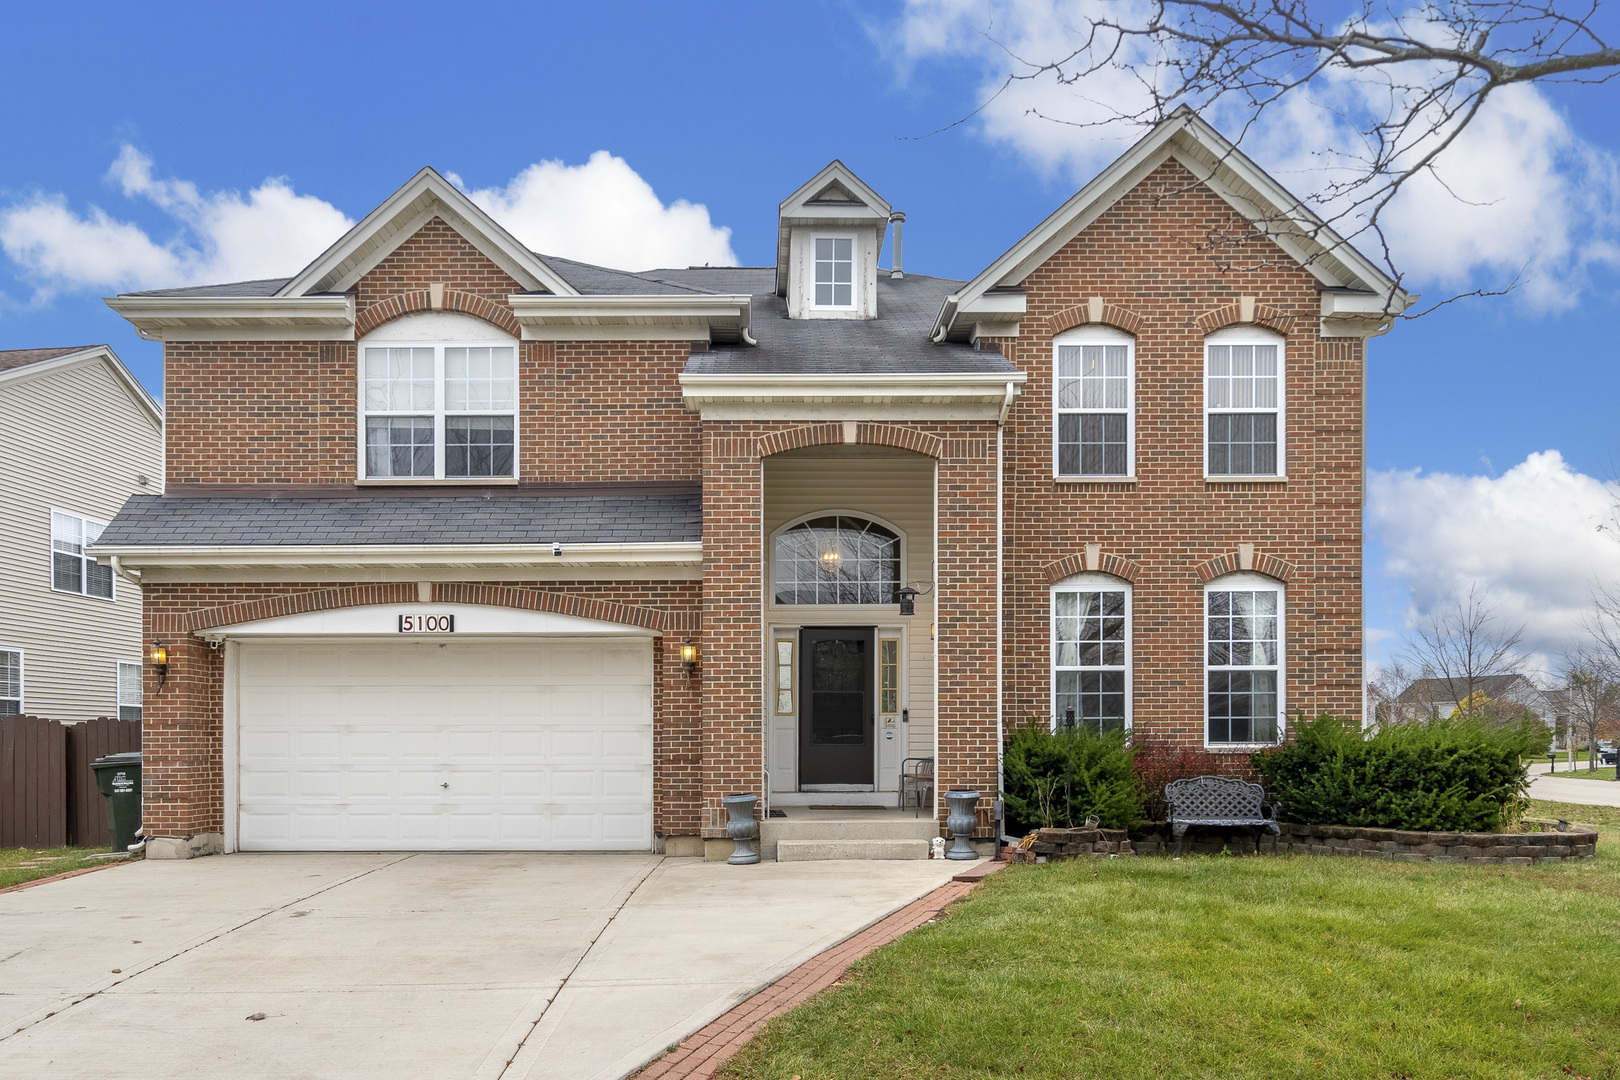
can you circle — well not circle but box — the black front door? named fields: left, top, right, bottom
left=799, top=627, right=874, bottom=787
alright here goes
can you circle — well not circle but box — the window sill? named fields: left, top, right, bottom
left=1054, top=475, right=1136, bottom=485
left=51, top=587, right=115, bottom=603
left=356, top=477, right=520, bottom=487
left=1205, top=742, right=1282, bottom=752
left=1205, top=475, right=1287, bottom=484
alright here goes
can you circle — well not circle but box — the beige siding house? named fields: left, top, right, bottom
left=0, top=346, right=163, bottom=721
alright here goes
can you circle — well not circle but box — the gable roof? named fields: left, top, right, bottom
left=276, top=167, right=579, bottom=298
left=1396, top=674, right=1545, bottom=705
left=775, top=161, right=893, bottom=296
left=932, top=106, right=1416, bottom=342
left=0, top=345, right=162, bottom=427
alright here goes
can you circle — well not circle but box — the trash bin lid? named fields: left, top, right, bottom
left=92, top=751, right=143, bottom=766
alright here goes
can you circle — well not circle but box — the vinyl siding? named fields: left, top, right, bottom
left=0, top=359, right=163, bottom=720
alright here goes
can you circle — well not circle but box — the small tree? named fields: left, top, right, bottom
left=1396, top=584, right=1528, bottom=720
left=1562, top=654, right=1620, bottom=770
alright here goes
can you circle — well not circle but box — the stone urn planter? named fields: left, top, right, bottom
left=721, top=793, right=760, bottom=865
left=943, top=789, right=981, bottom=860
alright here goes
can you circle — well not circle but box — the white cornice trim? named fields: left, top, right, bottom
left=0, top=346, right=162, bottom=427
left=105, top=295, right=356, bottom=342
left=90, top=541, right=702, bottom=572
left=508, top=293, right=753, bottom=344
left=679, top=371, right=1026, bottom=420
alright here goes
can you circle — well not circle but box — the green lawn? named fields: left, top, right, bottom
left=1546, top=768, right=1618, bottom=782
left=0, top=847, right=128, bottom=890
left=722, top=799, right=1618, bottom=1080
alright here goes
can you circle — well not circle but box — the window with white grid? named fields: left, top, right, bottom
left=51, top=511, right=113, bottom=599
left=117, top=660, right=142, bottom=723
left=1054, top=326, right=1134, bottom=477
left=1205, top=329, right=1284, bottom=476
left=813, top=236, right=855, bottom=308
left=1205, top=574, right=1284, bottom=745
left=361, top=340, right=517, bottom=480
left=0, top=650, right=20, bottom=715
left=1051, top=574, right=1130, bottom=732
left=773, top=515, right=900, bottom=606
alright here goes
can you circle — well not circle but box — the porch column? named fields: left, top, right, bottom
left=700, top=427, right=764, bottom=836
left=935, top=435, right=1001, bottom=820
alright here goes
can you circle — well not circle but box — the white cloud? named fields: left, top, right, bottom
left=0, top=147, right=737, bottom=301
left=887, top=0, right=1620, bottom=306
left=1369, top=451, right=1620, bottom=669
left=456, top=151, right=736, bottom=271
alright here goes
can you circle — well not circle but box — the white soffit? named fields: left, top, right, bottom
left=199, top=602, right=658, bottom=639
left=507, top=293, right=755, bottom=343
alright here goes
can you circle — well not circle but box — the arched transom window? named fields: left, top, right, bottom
left=773, top=515, right=900, bottom=605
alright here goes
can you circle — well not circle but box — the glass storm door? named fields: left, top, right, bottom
left=799, top=627, right=875, bottom=787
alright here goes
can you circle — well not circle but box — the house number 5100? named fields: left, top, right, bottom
left=398, top=614, right=455, bottom=633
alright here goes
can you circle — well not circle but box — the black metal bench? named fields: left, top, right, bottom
left=1165, top=775, right=1281, bottom=856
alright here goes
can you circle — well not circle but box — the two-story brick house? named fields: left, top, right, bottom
left=97, top=108, right=1408, bottom=859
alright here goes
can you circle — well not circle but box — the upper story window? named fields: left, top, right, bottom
left=117, top=660, right=142, bottom=723
left=0, top=649, right=20, bottom=715
left=1205, top=328, right=1284, bottom=477
left=813, top=236, right=855, bottom=308
left=1051, top=573, right=1130, bottom=732
left=773, top=514, right=900, bottom=605
left=1054, top=326, right=1134, bottom=478
left=52, top=511, right=113, bottom=599
left=1206, top=573, right=1284, bottom=746
left=359, top=314, right=518, bottom=481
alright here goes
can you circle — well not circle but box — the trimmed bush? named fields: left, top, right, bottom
left=1003, top=720, right=1143, bottom=832
left=1252, top=712, right=1539, bottom=832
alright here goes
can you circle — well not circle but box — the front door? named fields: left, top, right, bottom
left=799, top=627, right=875, bottom=787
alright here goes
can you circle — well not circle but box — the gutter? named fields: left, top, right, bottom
left=91, top=540, right=703, bottom=571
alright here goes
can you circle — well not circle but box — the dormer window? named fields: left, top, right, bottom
left=813, top=236, right=855, bottom=308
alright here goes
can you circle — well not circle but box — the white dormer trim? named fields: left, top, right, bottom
left=775, top=160, right=892, bottom=298
left=932, top=108, right=1415, bottom=343
left=277, top=167, right=578, bottom=299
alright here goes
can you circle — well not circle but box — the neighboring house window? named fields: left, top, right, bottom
left=1206, top=573, right=1284, bottom=745
left=0, top=649, right=20, bottom=715
left=813, top=236, right=855, bottom=308
left=773, top=515, right=900, bottom=605
left=1054, top=326, right=1134, bottom=477
left=52, top=511, right=113, bottom=599
left=362, top=344, right=517, bottom=479
left=1052, top=574, right=1130, bottom=732
left=1205, top=328, right=1284, bottom=476
left=117, top=660, right=142, bottom=723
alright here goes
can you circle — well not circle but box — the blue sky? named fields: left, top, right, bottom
left=3, top=1, right=1617, bottom=672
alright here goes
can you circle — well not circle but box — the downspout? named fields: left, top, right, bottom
left=110, top=555, right=141, bottom=585
left=995, top=383, right=1010, bottom=851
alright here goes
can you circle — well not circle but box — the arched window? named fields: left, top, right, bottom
left=773, top=515, right=900, bottom=605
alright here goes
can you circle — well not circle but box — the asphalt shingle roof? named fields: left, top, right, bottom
left=0, top=345, right=101, bottom=373
left=97, top=493, right=702, bottom=547
left=123, top=278, right=291, bottom=298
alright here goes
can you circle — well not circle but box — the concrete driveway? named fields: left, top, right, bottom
left=0, top=853, right=963, bottom=1080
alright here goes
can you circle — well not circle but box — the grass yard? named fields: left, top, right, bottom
left=1547, top=768, right=1618, bottom=782
left=722, top=800, right=1618, bottom=1080
left=0, top=846, right=128, bottom=891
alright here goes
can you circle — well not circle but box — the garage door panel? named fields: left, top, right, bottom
left=237, top=638, right=654, bottom=851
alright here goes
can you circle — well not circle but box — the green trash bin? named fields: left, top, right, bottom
left=91, top=751, right=143, bottom=852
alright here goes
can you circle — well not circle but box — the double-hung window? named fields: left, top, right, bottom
left=0, top=649, right=20, bottom=715
left=1205, top=329, right=1284, bottom=477
left=1052, top=574, right=1130, bottom=732
left=1055, top=327, right=1133, bottom=478
left=117, top=660, right=142, bottom=723
left=52, top=511, right=113, bottom=599
left=1205, top=574, right=1284, bottom=745
left=362, top=342, right=517, bottom=480
left=813, top=236, right=855, bottom=308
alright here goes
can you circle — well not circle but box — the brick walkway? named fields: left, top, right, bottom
left=632, top=860, right=1002, bottom=1080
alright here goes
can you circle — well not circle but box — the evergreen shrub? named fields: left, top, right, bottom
left=1002, top=719, right=1143, bottom=832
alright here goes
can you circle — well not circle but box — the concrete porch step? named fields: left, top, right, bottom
left=761, top=816, right=940, bottom=843
left=775, top=839, right=933, bottom=862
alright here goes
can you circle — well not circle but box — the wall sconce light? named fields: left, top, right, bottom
left=681, top=638, right=701, bottom=675
left=896, top=586, right=919, bottom=616
left=149, top=641, right=169, bottom=691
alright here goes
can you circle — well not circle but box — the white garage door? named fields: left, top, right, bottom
left=234, top=638, right=654, bottom=851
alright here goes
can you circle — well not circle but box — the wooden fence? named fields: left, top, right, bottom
left=0, top=715, right=140, bottom=848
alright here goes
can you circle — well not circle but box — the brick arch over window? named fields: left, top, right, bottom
left=755, top=422, right=944, bottom=460
left=1194, top=547, right=1297, bottom=584
left=354, top=288, right=522, bottom=339
left=151, top=582, right=698, bottom=636
left=1042, top=547, right=1142, bottom=584
left=1194, top=298, right=1296, bottom=337
left=1036, top=297, right=1145, bottom=339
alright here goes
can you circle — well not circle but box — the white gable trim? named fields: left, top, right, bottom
left=196, top=602, right=659, bottom=640
left=277, top=167, right=578, bottom=298
left=776, top=160, right=893, bottom=297
left=0, top=346, right=162, bottom=428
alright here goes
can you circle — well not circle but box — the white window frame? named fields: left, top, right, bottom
left=0, top=647, right=22, bottom=715
left=809, top=232, right=858, bottom=311
left=1050, top=572, right=1132, bottom=733
left=116, top=659, right=142, bottom=723
left=768, top=509, right=906, bottom=610
left=1203, top=326, right=1286, bottom=480
left=356, top=325, right=520, bottom=483
left=50, top=510, right=114, bottom=601
left=1053, top=325, right=1135, bottom=480
left=1203, top=571, right=1286, bottom=748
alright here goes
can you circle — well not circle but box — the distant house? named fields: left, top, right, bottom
left=1394, top=674, right=1563, bottom=735
left=0, top=346, right=163, bottom=721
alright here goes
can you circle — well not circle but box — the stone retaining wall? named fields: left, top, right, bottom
left=1003, top=827, right=1134, bottom=863
left=1126, top=820, right=1597, bottom=862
